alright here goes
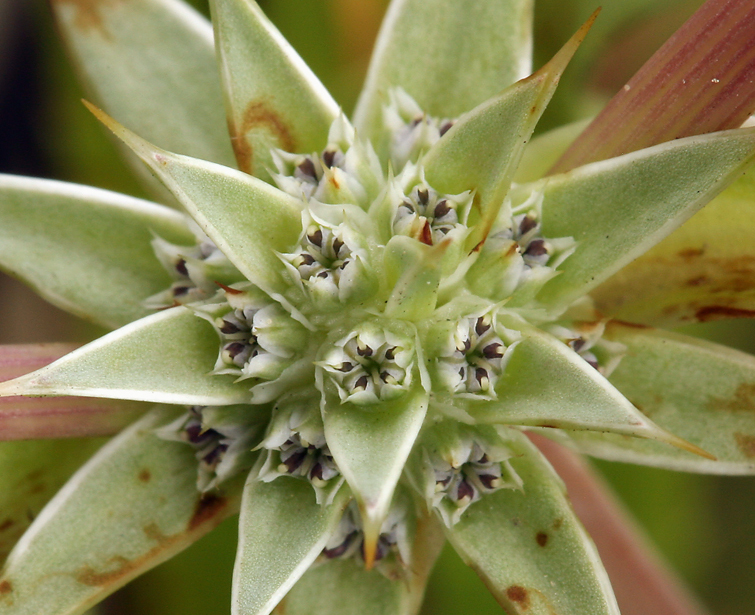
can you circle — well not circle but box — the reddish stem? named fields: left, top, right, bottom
left=0, top=344, right=144, bottom=440
left=529, top=432, right=710, bottom=615
left=551, top=0, right=755, bottom=174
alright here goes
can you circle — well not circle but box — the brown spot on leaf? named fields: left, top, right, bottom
left=138, top=469, right=151, bottom=483
left=686, top=275, right=708, bottom=287
left=229, top=100, right=296, bottom=175
left=709, top=383, right=755, bottom=414
left=52, top=0, right=121, bottom=38
left=189, top=494, right=227, bottom=531
left=696, top=305, right=755, bottom=322
left=76, top=556, right=137, bottom=586
left=552, top=518, right=563, bottom=530
left=734, top=433, right=755, bottom=458
left=536, top=532, right=549, bottom=547
left=0, top=580, right=11, bottom=594
left=678, top=247, right=705, bottom=261
left=506, top=585, right=530, bottom=608
left=0, top=519, right=14, bottom=532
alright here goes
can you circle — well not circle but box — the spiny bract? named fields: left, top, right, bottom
left=2, top=1, right=755, bottom=615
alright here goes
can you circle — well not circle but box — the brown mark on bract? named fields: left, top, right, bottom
left=506, top=585, right=530, bottom=609
left=138, top=469, right=151, bottom=483
left=678, top=247, right=705, bottom=261
left=734, top=433, right=755, bottom=458
left=0, top=580, right=12, bottom=595
left=536, top=532, right=548, bottom=547
left=0, top=519, right=14, bottom=532
left=229, top=100, right=295, bottom=176
left=52, top=0, right=121, bottom=39
left=695, top=305, right=755, bottom=322
left=189, top=494, right=227, bottom=531
left=709, top=382, right=755, bottom=415
left=686, top=275, right=708, bottom=287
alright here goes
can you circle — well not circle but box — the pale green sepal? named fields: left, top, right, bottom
left=354, top=0, right=533, bottom=150
left=0, top=438, right=105, bottom=564
left=423, top=15, right=596, bottom=246
left=444, top=429, right=620, bottom=615
left=210, top=0, right=340, bottom=181
left=279, top=507, right=445, bottom=615
left=52, top=0, right=235, bottom=198
left=384, top=236, right=449, bottom=321
left=88, top=103, right=303, bottom=295
left=321, top=386, right=428, bottom=565
left=0, top=407, right=243, bottom=615
left=514, top=119, right=591, bottom=183
left=0, top=308, right=251, bottom=406
left=567, top=322, right=755, bottom=474
left=532, top=128, right=755, bottom=309
left=591, top=166, right=755, bottom=327
left=470, top=317, right=711, bottom=458
left=0, top=174, right=194, bottom=328
left=232, top=478, right=349, bottom=615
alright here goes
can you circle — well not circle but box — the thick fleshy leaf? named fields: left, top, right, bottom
left=233, top=478, right=349, bottom=615
left=210, top=0, right=339, bottom=180
left=551, top=0, right=755, bottom=174
left=469, top=319, right=708, bottom=456
left=591, top=167, right=755, bottom=326
left=0, top=174, right=194, bottom=328
left=0, top=407, right=242, bottom=615
left=277, top=509, right=445, bottom=615
left=0, top=344, right=145, bottom=440
left=0, top=438, right=105, bottom=563
left=322, top=387, right=428, bottom=564
left=423, top=14, right=596, bottom=244
left=89, top=105, right=303, bottom=295
left=444, top=430, right=620, bottom=615
left=52, top=0, right=236, bottom=198
left=0, top=308, right=250, bottom=406
left=354, top=0, right=533, bottom=149
left=384, top=237, right=447, bottom=320
left=567, top=322, right=755, bottom=473
left=530, top=128, right=755, bottom=308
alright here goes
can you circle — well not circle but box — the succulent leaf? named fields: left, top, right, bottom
left=0, top=174, right=195, bottom=329
left=232, top=477, right=349, bottom=615
left=0, top=308, right=251, bottom=406
left=321, top=386, right=428, bottom=566
left=566, top=322, right=755, bottom=473
left=591, top=167, right=755, bottom=326
left=0, top=407, right=242, bottom=615
left=51, top=0, right=236, bottom=197
left=354, top=0, right=534, bottom=150
left=88, top=104, right=304, bottom=296
left=0, top=438, right=105, bottom=563
left=210, top=0, right=340, bottom=181
left=444, top=429, right=620, bottom=615
left=531, top=128, right=755, bottom=308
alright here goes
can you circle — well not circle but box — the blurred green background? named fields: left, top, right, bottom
left=1, top=0, right=754, bottom=613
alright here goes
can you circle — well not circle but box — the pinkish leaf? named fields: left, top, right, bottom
left=0, top=345, right=145, bottom=440
left=551, top=0, right=755, bottom=173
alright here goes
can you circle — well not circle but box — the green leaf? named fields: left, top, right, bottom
left=531, top=127, right=755, bottom=308
left=210, top=0, right=340, bottom=181
left=591, top=167, right=755, bottom=327
left=89, top=105, right=303, bottom=296
left=321, top=386, right=428, bottom=564
left=0, top=407, right=242, bottom=615
left=0, top=174, right=194, bottom=328
left=444, top=430, right=620, bottom=615
left=0, top=308, right=251, bottom=406
left=278, top=507, right=445, bottom=615
left=233, top=478, right=349, bottom=615
left=567, top=322, right=755, bottom=474
left=354, top=0, right=534, bottom=149
left=52, top=0, right=236, bottom=199
left=0, top=438, right=105, bottom=564
left=423, top=15, right=595, bottom=245
left=469, top=319, right=708, bottom=456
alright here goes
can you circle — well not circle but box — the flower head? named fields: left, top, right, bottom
left=2, top=1, right=755, bottom=615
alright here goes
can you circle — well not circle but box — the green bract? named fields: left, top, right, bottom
left=2, top=1, right=755, bottom=614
